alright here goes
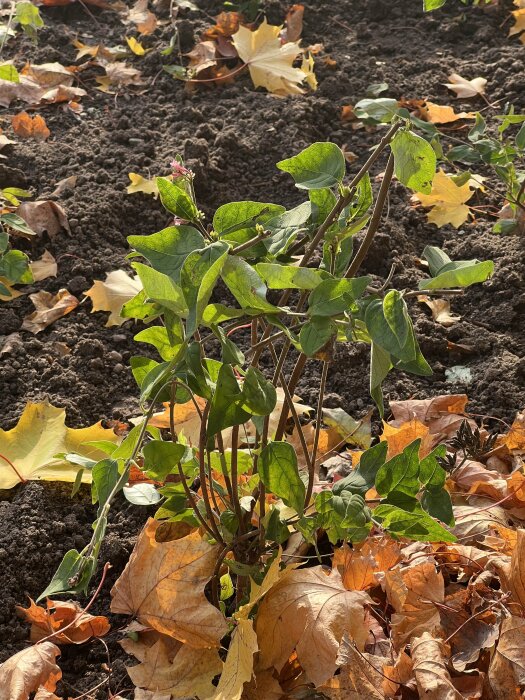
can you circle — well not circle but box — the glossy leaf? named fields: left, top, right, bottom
left=259, top=441, right=305, bottom=514
left=277, top=142, right=346, bottom=190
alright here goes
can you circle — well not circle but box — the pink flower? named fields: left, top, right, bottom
left=170, top=160, right=191, bottom=177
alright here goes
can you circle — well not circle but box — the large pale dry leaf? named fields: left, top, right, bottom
left=385, top=562, right=444, bottom=648
left=211, top=619, right=257, bottom=700
left=489, top=616, right=525, bottom=699
left=34, top=689, right=61, bottom=700
left=0, top=401, right=119, bottom=489
left=509, top=528, right=525, bottom=611
left=333, top=537, right=402, bottom=591
left=0, top=642, right=61, bottom=700
left=413, top=169, right=474, bottom=228
left=411, top=633, right=462, bottom=700
left=452, top=504, right=512, bottom=544
left=319, top=634, right=387, bottom=699
left=389, top=394, right=468, bottom=429
left=127, top=173, right=159, bottom=197
left=444, top=73, right=487, bottom=99
left=11, top=112, right=50, bottom=141
left=84, top=270, right=142, bottom=327
left=72, top=39, right=126, bottom=62
left=127, top=0, right=158, bottom=34
left=121, top=630, right=222, bottom=697
left=502, top=410, right=525, bottom=451
left=0, top=62, right=86, bottom=108
left=96, top=62, right=144, bottom=92
left=111, top=518, right=228, bottom=647
left=421, top=101, right=475, bottom=124
left=22, top=289, right=79, bottom=334
left=380, top=419, right=432, bottom=459
left=18, top=598, right=110, bottom=644
left=30, top=251, right=57, bottom=282
left=255, top=566, right=371, bottom=686
left=17, top=200, right=70, bottom=237
left=186, top=41, right=218, bottom=75
left=418, top=296, right=460, bottom=327
left=232, top=19, right=307, bottom=95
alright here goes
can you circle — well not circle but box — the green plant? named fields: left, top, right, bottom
left=0, top=187, right=36, bottom=297
left=0, top=1, right=43, bottom=51
left=423, top=0, right=494, bottom=10
left=355, top=97, right=525, bottom=234
left=43, top=119, right=494, bottom=602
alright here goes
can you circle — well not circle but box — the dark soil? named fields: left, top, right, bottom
left=0, top=0, right=524, bottom=695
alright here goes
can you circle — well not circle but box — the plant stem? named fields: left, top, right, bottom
left=198, top=403, right=223, bottom=541
left=345, top=152, right=395, bottom=278
left=306, top=360, right=330, bottom=508
left=230, top=425, right=245, bottom=534
left=0, top=452, right=27, bottom=484
left=230, top=230, right=270, bottom=255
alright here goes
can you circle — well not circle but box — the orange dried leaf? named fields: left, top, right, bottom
left=12, top=112, right=50, bottom=141
left=333, top=537, right=402, bottom=591
left=0, top=642, right=62, bottom=700
left=18, top=598, right=110, bottom=644
left=502, top=410, right=525, bottom=451
left=380, top=419, right=431, bottom=459
left=22, top=289, right=79, bottom=334
left=421, top=101, right=475, bottom=124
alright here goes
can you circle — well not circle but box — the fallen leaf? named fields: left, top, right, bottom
left=0, top=642, right=61, bottom=700
left=420, top=101, right=475, bottom=124
left=418, top=296, right=461, bottom=327
left=96, top=62, right=143, bottom=92
left=186, top=41, right=218, bottom=76
left=444, top=72, right=487, bottom=99
left=126, top=36, right=146, bottom=55
left=282, top=4, right=304, bottom=43
left=148, top=395, right=207, bottom=442
left=333, top=537, right=402, bottom=591
left=382, top=650, right=413, bottom=698
left=121, top=630, right=222, bottom=697
left=510, top=7, right=525, bottom=42
left=413, top=169, right=474, bottom=228
left=211, top=618, right=257, bottom=700
left=34, top=689, right=61, bottom=700
left=0, top=401, right=119, bottom=489
left=111, top=518, right=228, bottom=647
left=84, top=269, right=142, bottom=327
left=30, top=250, right=57, bottom=281
left=202, top=11, right=241, bottom=41
left=411, top=632, right=461, bottom=699
left=50, top=175, right=77, bottom=197
left=126, top=172, right=159, bottom=197
left=380, top=419, right=431, bottom=459
left=255, top=566, right=371, bottom=686
left=502, top=410, right=525, bottom=451
left=72, top=39, right=126, bottom=62
left=22, top=288, right=79, bottom=334
left=488, top=616, right=525, bottom=698
left=18, top=598, right=110, bottom=644
left=127, top=0, right=158, bottom=34
left=232, top=19, right=308, bottom=95
left=11, top=112, right=50, bottom=141
left=319, top=634, right=387, bottom=699
left=17, top=200, right=70, bottom=237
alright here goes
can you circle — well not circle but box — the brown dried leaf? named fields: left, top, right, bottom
left=84, top=270, right=142, bottom=327
left=420, top=101, right=475, bottom=124
left=186, top=41, right=218, bottom=75
left=211, top=618, right=257, bottom=700
left=319, top=635, right=387, bottom=699
left=22, top=289, right=79, bottom=334
left=50, top=176, right=77, bottom=198
left=30, top=251, right=57, bottom=282
left=0, top=642, right=61, bottom=700
left=502, top=410, right=525, bottom=451
left=255, top=566, right=371, bottom=686
left=411, top=632, right=461, bottom=700
left=11, top=112, right=50, bottom=141
left=380, top=418, right=432, bottom=459
left=333, top=537, right=402, bottom=591
left=96, top=62, right=144, bottom=92
left=202, top=11, right=241, bottom=41
left=282, top=4, right=304, bottom=43
left=128, top=0, right=158, bottom=34
left=418, top=296, right=461, bottom=327
left=18, top=598, right=110, bottom=644
left=111, top=518, right=228, bottom=647
left=17, top=200, right=70, bottom=237
left=382, top=650, right=413, bottom=698
left=121, top=630, right=222, bottom=697
left=489, top=616, right=525, bottom=699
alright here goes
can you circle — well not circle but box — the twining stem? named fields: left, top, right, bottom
left=198, top=403, right=223, bottom=541
left=306, top=360, right=330, bottom=507
left=274, top=353, right=307, bottom=442
left=345, top=152, right=395, bottom=278
left=230, top=425, right=245, bottom=534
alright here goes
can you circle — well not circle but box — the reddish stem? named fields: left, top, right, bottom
left=0, top=452, right=27, bottom=484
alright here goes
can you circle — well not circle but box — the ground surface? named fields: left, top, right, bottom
left=0, top=0, right=524, bottom=695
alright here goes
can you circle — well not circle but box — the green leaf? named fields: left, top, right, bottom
left=370, top=342, right=391, bottom=418
left=0, top=64, right=19, bottom=82
left=353, top=98, right=399, bottom=124
left=242, top=366, right=277, bottom=415
left=263, top=507, right=291, bottom=544
left=156, top=177, right=199, bottom=222
left=0, top=249, right=33, bottom=284
left=180, top=242, right=229, bottom=335
left=213, top=201, right=285, bottom=249
left=259, top=441, right=305, bottom=515
left=221, top=256, right=279, bottom=313
left=375, top=440, right=421, bottom=497
left=307, top=277, right=371, bottom=317
left=92, top=459, right=119, bottom=511
left=419, top=445, right=447, bottom=490
left=130, top=356, right=158, bottom=389
left=128, top=226, right=204, bottom=282
left=391, top=130, right=436, bottom=194
left=37, top=549, right=96, bottom=601
left=132, top=262, right=187, bottom=315
left=134, top=324, right=184, bottom=361
left=315, top=491, right=371, bottom=544
left=277, top=142, right=346, bottom=190
left=310, top=188, right=337, bottom=226
left=299, top=316, right=336, bottom=357
left=202, top=304, right=245, bottom=325
left=15, top=2, right=44, bottom=39
left=332, top=441, right=388, bottom=496
left=374, top=504, right=455, bottom=542
left=207, top=364, right=251, bottom=438
left=256, top=263, right=329, bottom=290
left=209, top=449, right=253, bottom=476
left=121, top=289, right=158, bottom=320
left=419, top=246, right=494, bottom=290
left=142, top=440, right=188, bottom=480
left=140, top=361, right=172, bottom=402
left=0, top=213, right=36, bottom=236
left=263, top=202, right=313, bottom=257
left=212, top=324, right=245, bottom=365
left=423, top=0, right=447, bottom=10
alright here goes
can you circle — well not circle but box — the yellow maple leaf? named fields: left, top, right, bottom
left=510, top=7, right=525, bottom=41
left=413, top=169, right=474, bottom=228
left=0, top=402, right=119, bottom=489
left=232, top=19, right=308, bottom=95
left=126, top=36, right=146, bottom=56
left=126, top=172, right=159, bottom=197
left=84, top=269, right=142, bottom=327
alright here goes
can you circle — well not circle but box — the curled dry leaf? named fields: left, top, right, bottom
left=418, top=296, right=461, bottom=327
left=419, top=100, right=475, bottom=124
left=121, top=630, right=222, bottom=698
left=18, top=598, right=110, bottom=644
left=488, top=615, right=525, bottom=699
left=413, top=169, right=474, bottom=228
left=333, top=537, right=402, bottom=591
left=0, top=642, right=61, bottom=700
left=319, top=634, right=387, bottom=699
left=30, top=250, right=57, bottom=282
left=11, top=112, right=50, bottom=141
left=232, top=19, right=309, bottom=95
left=22, top=288, right=79, bottom=334
left=84, top=269, right=142, bottom=327
left=388, top=394, right=469, bottom=440
left=127, top=173, right=159, bottom=197
left=0, top=401, right=119, bottom=489
left=111, top=518, right=228, bottom=647
left=502, top=410, right=525, bottom=451
left=96, top=62, right=144, bottom=92
left=282, top=3, right=304, bottom=43
left=50, top=175, right=77, bottom=198
left=255, top=565, right=371, bottom=686
left=444, top=72, right=487, bottom=99
left=186, top=41, right=218, bottom=76
left=127, top=0, right=158, bottom=35
left=0, top=62, right=86, bottom=108
left=17, top=200, right=70, bottom=237
left=411, top=632, right=461, bottom=700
